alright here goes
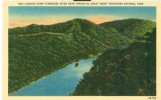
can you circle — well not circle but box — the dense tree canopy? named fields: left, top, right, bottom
left=72, top=29, right=156, bottom=96
left=9, top=18, right=156, bottom=95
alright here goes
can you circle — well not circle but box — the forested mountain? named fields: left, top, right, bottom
left=9, top=18, right=156, bottom=94
left=72, top=29, right=156, bottom=96
left=9, top=19, right=131, bottom=49
left=100, top=18, right=155, bottom=39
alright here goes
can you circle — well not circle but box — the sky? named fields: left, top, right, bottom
left=9, top=6, right=156, bottom=28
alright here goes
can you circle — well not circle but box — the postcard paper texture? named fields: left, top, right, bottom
left=2, top=0, right=161, bottom=100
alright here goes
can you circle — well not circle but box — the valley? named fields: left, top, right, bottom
left=9, top=18, right=156, bottom=95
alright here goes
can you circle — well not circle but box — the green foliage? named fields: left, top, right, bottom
left=9, top=19, right=108, bottom=93
left=9, top=31, right=107, bottom=93
left=100, top=18, right=156, bottom=39
left=9, top=18, right=156, bottom=95
left=72, top=29, right=156, bottom=96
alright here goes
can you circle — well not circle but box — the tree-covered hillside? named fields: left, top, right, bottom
left=100, top=18, right=156, bottom=39
left=9, top=18, right=156, bottom=94
left=8, top=19, right=112, bottom=93
left=72, top=29, right=156, bottom=96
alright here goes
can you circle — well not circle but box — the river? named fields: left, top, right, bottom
left=10, top=57, right=96, bottom=96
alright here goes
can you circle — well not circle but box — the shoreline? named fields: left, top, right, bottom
left=9, top=53, right=101, bottom=95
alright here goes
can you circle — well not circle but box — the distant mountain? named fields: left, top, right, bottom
left=9, top=19, right=101, bottom=35
left=8, top=18, right=156, bottom=94
left=9, top=19, right=107, bottom=93
left=100, top=18, right=156, bottom=39
left=72, top=28, right=156, bottom=96
left=9, top=18, right=132, bottom=49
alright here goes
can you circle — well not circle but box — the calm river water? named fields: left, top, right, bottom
left=11, top=57, right=96, bottom=96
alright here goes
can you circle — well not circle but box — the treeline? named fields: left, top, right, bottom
left=9, top=19, right=79, bottom=35
left=9, top=19, right=109, bottom=93
left=72, top=29, right=156, bottom=96
left=9, top=31, right=106, bottom=93
left=9, top=18, right=155, bottom=94
left=100, top=18, right=156, bottom=39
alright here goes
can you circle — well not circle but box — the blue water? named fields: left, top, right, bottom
left=10, top=58, right=96, bottom=96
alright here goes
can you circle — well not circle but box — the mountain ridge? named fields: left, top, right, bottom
left=9, top=18, right=156, bottom=41
left=100, top=18, right=156, bottom=39
left=9, top=18, right=156, bottom=94
left=72, top=28, right=156, bottom=96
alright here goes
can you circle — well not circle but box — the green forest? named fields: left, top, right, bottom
left=9, top=18, right=156, bottom=95
left=72, top=29, right=156, bottom=96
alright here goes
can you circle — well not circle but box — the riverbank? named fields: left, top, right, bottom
left=9, top=53, right=102, bottom=95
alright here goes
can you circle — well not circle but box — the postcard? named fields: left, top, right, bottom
left=2, top=0, right=161, bottom=100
